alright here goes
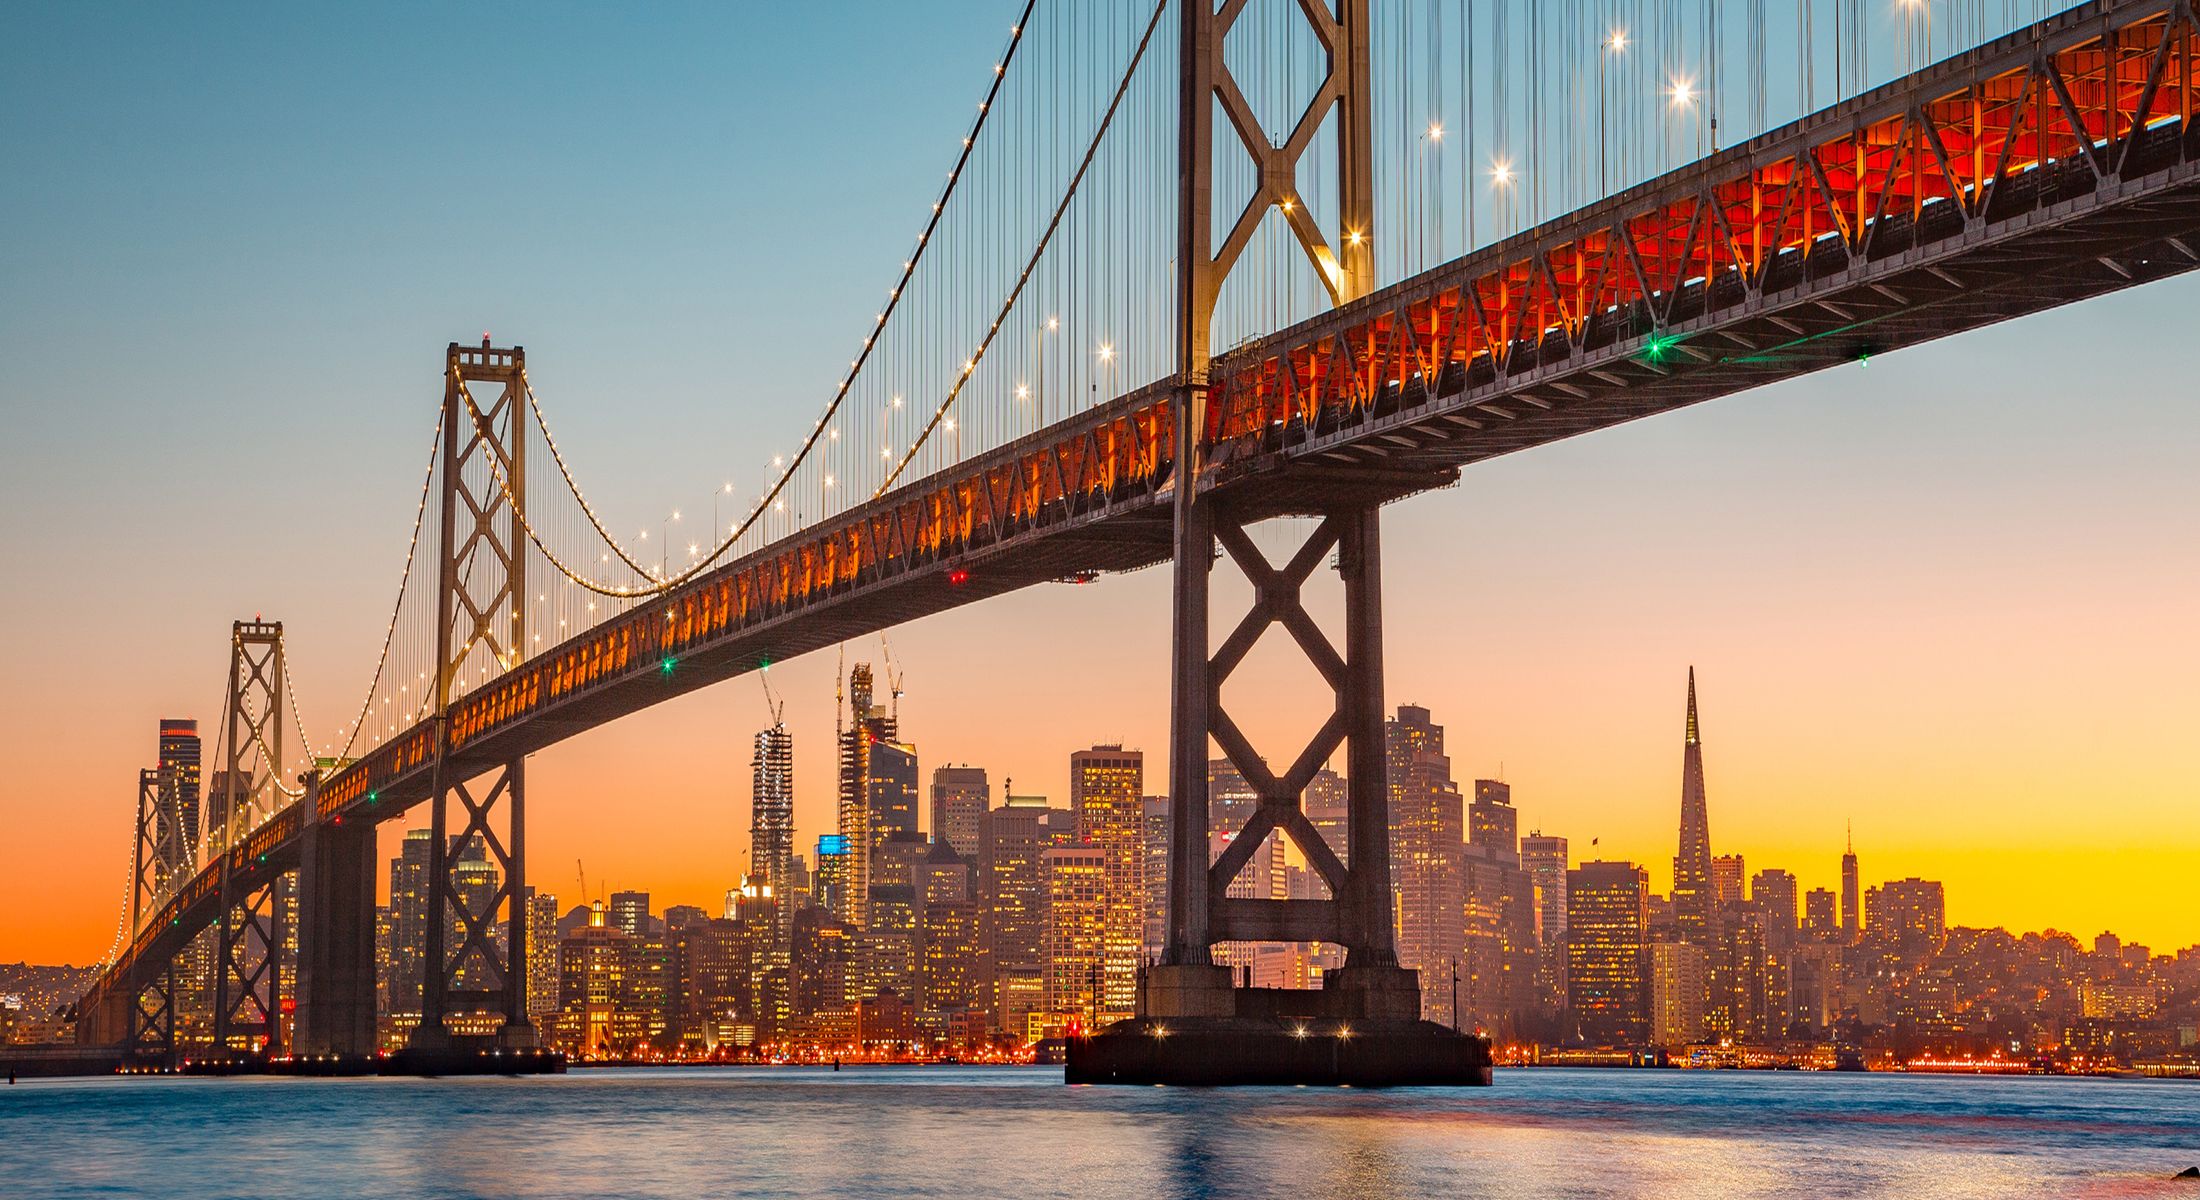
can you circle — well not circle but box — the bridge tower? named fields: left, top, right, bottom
left=1080, top=0, right=1487, bottom=1084
left=211, top=619, right=290, bottom=1056
left=123, top=768, right=182, bottom=1061
left=408, top=339, right=535, bottom=1053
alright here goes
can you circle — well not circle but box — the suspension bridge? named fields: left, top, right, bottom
left=73, top=0, right=2200, bottom=1081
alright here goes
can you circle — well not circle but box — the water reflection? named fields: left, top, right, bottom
left=2, top=1067, right=2194, bottom=1200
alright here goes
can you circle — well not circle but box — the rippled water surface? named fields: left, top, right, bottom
left=4, top=1066, right=2197, bottom=1198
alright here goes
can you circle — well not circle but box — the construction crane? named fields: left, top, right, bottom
left=878, top=633, right=906, bottom=719
left=759, top=660, right=785, bottom=725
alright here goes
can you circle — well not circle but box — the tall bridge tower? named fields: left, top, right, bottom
left=408, top=339, right=537, bottom=1054
left=1086, top=0, right=1490, bottom=1085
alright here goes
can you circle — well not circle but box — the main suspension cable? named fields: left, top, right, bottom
left=881, top=0, right=1170, bottom=497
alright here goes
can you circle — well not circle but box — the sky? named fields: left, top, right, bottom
left=2, top=2, right=2195, bottom=966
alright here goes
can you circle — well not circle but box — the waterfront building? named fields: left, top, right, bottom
left=915, top=842, right=980, bottom=1032
left=1568, top=860, right=1650, bottom=1045
left=1141, top=796, right=1170, bottom=961
left=978, top=796, right=1053, bottom=1037
left=788, top=907, right=854, bottom=1043
left=1386, top=703, right=1464, bottom=1028
left=1070, top=745, right=1143, bottom=1020
left=1521, top=831, right=1570, bottom=1010
left=525, top=888, right=560, bottom=1020
left=1042, top=845, right=1112, bottom=1031
left=1649, top=941, right=1709, bottom=1045
left=386, top=828, right=433, bottom=1024
left=1461, top=780, right=1536, bottom=1036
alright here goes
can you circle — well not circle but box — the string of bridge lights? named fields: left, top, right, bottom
left=492, top=3, right=1044, bottom=603
left=880, top=0, right=1168, bottom=497
left=322, top=408, right=444, bottom=765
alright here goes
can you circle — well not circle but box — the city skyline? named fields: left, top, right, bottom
left=3, top=2, right=2196, bottom=969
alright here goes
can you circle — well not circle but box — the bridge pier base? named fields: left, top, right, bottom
left=293, top=811, right=378, bottom=1057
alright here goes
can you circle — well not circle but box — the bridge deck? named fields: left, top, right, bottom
left=86, top=0, right=2200, bottom=1024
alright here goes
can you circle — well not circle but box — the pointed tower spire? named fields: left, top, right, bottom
left=1673, top=666, right=1713, bottom=945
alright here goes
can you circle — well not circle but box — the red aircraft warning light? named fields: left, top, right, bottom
left=947, top=568, right=970, bottom=585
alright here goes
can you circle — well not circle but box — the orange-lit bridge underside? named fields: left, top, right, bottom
left=87, top=0, right=2200, bottom=1023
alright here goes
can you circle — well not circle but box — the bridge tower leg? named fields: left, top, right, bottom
left=293, top=772, right=379, bottom=1057
left=410, top=340, right=535, bottom=1056
left=120, top=768, right=183, bottom=1064
left=1157, top=0, right=1380, bottom=999
left=1076, top=0, right=1486, bottom=1084
left=212, top=619, right=291, bottom=1058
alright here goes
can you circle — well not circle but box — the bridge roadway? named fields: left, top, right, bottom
left=86, top=0, right=2200, bottom=1022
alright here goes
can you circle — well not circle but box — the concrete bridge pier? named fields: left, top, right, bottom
left=292, top=807, right=379, bottom=1058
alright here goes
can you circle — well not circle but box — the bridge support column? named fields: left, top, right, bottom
left=411, top=756, right=533, bottom=1053
left=293, top=799, right=378, bottom=1057
left=125, top=964, right=177, bottom=1065
left=212, top=875, right=285, bottom=1057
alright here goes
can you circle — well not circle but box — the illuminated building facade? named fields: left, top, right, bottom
left=525, top=888, right=560, bottom=1020
left=1141, top=795, right=1170, bottom=962
left=751, top=720, right=795, bottom=947
left=1042, top=845, right=1110, bottom=1032
left=929, top=765, right=988, bottom=860
left=1568, top=860, right=1649, bottom=1045
left=1386, top=704, right=1464, bottom=1028
left=1521, top=831, right=1570, bottom=1009
left=978, top=797, right=1052, bottom=1037
left=156, top=718, right=203, bottom=863
left=1069, top=745, right=1143, bottom=1021
left=1649, top=940, right=1708, bottom=1045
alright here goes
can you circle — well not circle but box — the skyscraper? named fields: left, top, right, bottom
left=914, top=842, right=980, bottom=1033
left=386, top=828, right=434, bottom=1026
left=978, top=797, right=1053, bottom=1038
left=156, top=718, right=203, bottom=860
left=1042, top=845, right=1109, bottom=1033
left=609, top=891, right=651, bottom=939
left=525, top=888, right=561, bottom=1020
left=1567, top=860, right=1650, bottom=1045
left=1875, top=877, right=1947, bottom=956
left=1673, top=668, right=1714, bottom=948
left=1648, top=941, right=1708, bottom=1046
left=751, top=719, right=794, bottom=947
left=1070, top=745, right=1143, bottom=1021
left=1462, top=780, right=1536, bottom=1035
left=869, top=741, right=919, bottom=848
left=1803, top=887, right=1838, bottom=940
left=1386, top=704, right=1464, bottom=1028
left=1301, top=768, right=1349, bottom=863
left=1841, top=825, right=1861, bottom=944
left=1520, top=831, right=1571, bottom=1010
left=1141, top=796, right=1171, bottom=962
left=930, top=765, right=988, bottom=859
left=1753, top=869, right=1799, bottom=947
left=835, top=662, right=899, bottom=926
